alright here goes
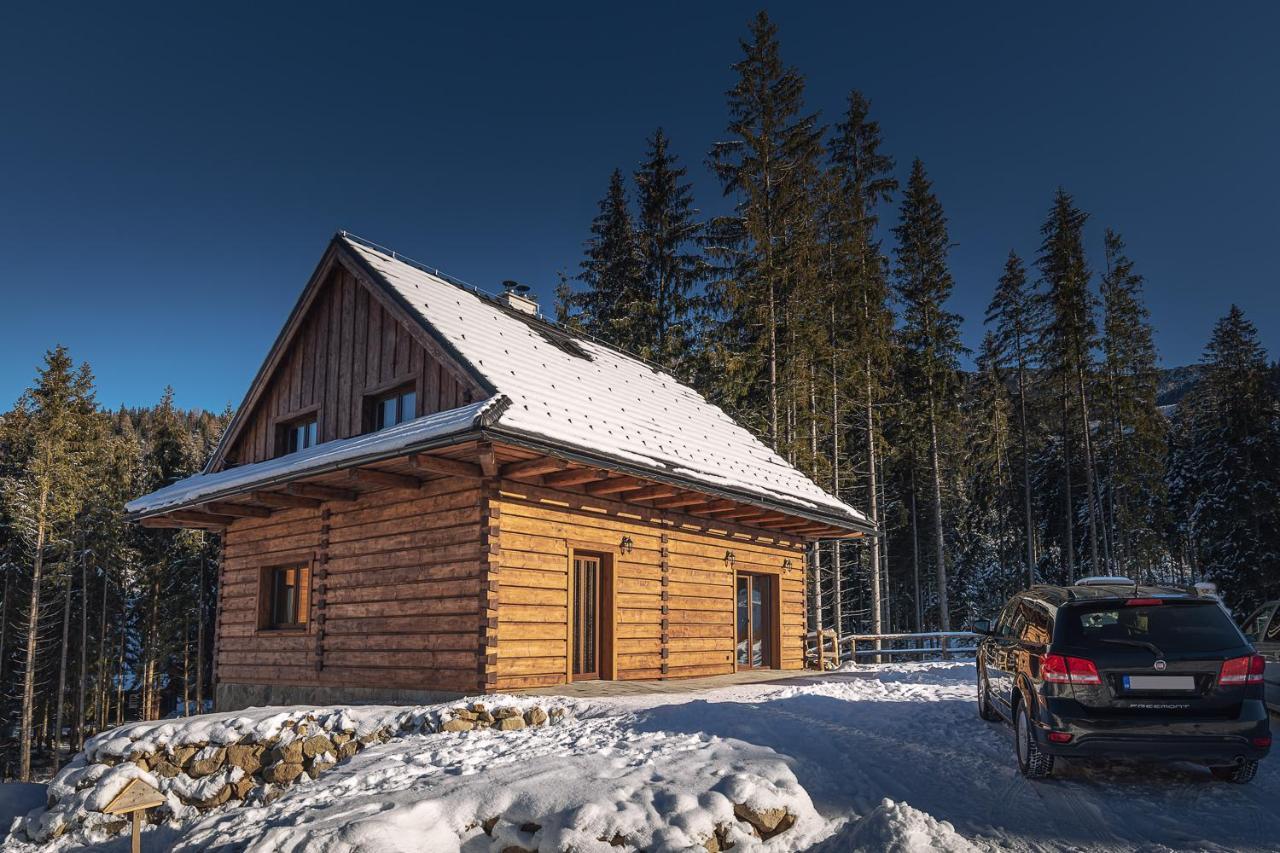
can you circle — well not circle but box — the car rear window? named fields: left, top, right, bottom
left=1061, top=601, right=1244, bottom=653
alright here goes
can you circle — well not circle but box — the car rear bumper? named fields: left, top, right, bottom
left=1035, top=698, right=1271, bottom=764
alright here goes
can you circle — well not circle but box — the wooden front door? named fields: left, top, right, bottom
left=736, top=573, right=775, bottom=669
left=571, top=554, right=603, bottom=680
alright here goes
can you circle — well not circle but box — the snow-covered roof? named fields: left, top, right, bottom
left=126, top=399, right=496, bottom=516
left=341, top=236, right=869, bottom=530
left=130, top=234, right=869, bottom=532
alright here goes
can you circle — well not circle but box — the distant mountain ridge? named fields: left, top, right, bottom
left=1156, top=365, right=1201, bottom=409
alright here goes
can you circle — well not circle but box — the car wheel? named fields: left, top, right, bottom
left=1211, top=760, right=1259, bottom=784
left=977, top=668, right=1001, bottom=721
left=1016, top=701, right=1054, bottom=779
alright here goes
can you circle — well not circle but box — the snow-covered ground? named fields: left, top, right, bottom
left=5, top=662, right=1279, bottom=851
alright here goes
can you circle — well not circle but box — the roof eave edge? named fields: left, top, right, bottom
left=128, top=425, right=489, bottom=522
left=479, top=425, right=878, bottom=537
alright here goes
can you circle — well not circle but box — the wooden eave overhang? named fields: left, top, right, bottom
left=134, top=425, right=873, bottom=542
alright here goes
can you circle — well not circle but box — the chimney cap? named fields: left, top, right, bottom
left=497, top=280, right=538, bottom=315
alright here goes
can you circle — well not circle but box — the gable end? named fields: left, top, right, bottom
left=209, top=236, right=491, bottom=471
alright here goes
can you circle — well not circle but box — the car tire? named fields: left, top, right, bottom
left=1015, top=700, right=1054, bottom=779
left=977, top=668, right=1001, bottom=721
left=1211, top=760, right=1259, bottom=784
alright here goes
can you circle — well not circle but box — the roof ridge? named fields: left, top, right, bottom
left=337, top=231, right=681, bottom=379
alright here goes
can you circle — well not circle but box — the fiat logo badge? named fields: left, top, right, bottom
left=1154, top=660, right=1167, bottom=671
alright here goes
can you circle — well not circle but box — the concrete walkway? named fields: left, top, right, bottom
left=514, top=667, right=877, bottom=698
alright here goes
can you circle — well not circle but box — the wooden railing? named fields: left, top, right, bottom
left=806, top=630, right=981, bottom=669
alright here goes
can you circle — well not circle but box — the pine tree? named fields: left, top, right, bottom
left=1098, top=229, right=1166, bottom=579
left=893, top=159, right=965, bottom=630
left=825, top=90, right=897, bottom=641
left=708, top=10, right=823, bottom=448
left=633, top=128, right=707, bottom=375
left=1172, top=307, right=1280, bottom=611
left=0, top=347, right=98, bottom=780
left=986, top=251, right=1041, bottom=585
left=574, top=170, right=645, bottom=352
left=954, top=334, right=1019, bottom=617
left=1037, top=188, right=1101, bottom=578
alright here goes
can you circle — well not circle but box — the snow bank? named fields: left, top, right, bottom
left=14, top=697, right=568, bottom=848
left=168, top=711, right=825, bottom=852
left=812, top=798, right=979, bottom=853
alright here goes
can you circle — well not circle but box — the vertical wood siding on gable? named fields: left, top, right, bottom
left=491, top=481, right=807, bottom=691
left=225, top=266, right=479, bottom=467
left=215, top=479, right=487, bottom=693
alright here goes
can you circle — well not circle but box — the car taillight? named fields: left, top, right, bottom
left=1043, top=654, right=1102, bottom=685
left=1125, top=598, right=1163, bottom=606
left=1047, top=731, right=1073, bottom=743
left=1219, top=655, right=1265, bottom=685
left=1252, top=736, right=1272, bottom=748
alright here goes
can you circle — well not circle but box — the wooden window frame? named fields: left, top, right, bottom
left=273, top=406, right=321, bottom=458
left=363, top=378, right=419, bottom=433
left=566, top=542, right=615, bottom=683
left=253, top=550, right=316, bottom=635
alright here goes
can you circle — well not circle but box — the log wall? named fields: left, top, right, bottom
left=491, top=480, right=807, bottom=690
left=216, top=477, right=486, bottom=694
left=215, top=473, right=808, bottom=699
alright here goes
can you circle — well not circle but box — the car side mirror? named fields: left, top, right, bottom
left=971, top=618, right=992, bottom=635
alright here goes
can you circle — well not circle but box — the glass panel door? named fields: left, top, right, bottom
left=736, top=574, right=774, bottom=669
left=572, top=555, right=601, bottom=679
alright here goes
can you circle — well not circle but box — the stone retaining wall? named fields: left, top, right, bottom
left=18, top=700, right=565, bottom=845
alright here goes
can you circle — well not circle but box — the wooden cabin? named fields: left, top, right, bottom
left=128, top=233, right=874, bottom=709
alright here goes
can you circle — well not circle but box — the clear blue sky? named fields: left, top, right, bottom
left=2, top=2, right=1276, bottom=412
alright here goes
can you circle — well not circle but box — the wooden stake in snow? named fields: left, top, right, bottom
left=103, top=778, right=164, bottom=853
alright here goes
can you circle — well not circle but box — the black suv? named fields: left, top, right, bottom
left=974, top=579, right=1271, bottom=783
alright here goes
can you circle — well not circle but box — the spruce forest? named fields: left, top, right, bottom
left=0, top=11, right=1277, bottom=783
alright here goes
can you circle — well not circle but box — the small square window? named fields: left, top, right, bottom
left=262, top=564, right=310, bottom=630
left=373, top=386, right=416, bottom=431
left=280, top=418, right=318, bottom=456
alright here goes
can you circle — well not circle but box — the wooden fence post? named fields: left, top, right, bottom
left=817, top=629, right=826, bottom=671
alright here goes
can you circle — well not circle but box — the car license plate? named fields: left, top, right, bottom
left=1123, top=675, right=1195, bottom=691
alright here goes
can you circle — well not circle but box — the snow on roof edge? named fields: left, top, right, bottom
left=127, top=398, right=499, bottom=517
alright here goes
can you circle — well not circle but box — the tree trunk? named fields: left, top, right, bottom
left=182, top=617, right=190, bottom=717
left=1016, top=353, right=1035, bottom=585
left=18, top=485, right=49, bottom=782
left=768, top=276, right=779, bottom=449
left=910, top=463, right=922, bottom=632
left=927, top=377, right=950, bottom=631
left=55, top=569, right=72, bottom=761
left=76, top=552, right=88, bottom=750
left=0, top=564, right=9, bottom=685
left=1076, top=365, right=1101, bottom=573
left=196, top=549, right=206, bottom=714
left=1061, top=389, right=1075, bottom=581
left=95, top=562, right=109, bottom=731
left=865, top=358, right=883, bottom=656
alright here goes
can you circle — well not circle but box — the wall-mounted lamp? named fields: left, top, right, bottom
left=725, top=550, right=736, bottom=569
left=782, top=558, right=794, bottom=574
left=620, top=536, right=634, bottom=555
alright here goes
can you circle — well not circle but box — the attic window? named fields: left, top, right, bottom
left=277, top=416, right=318, bottom=457
left=370, top=384, right=416, bottom=431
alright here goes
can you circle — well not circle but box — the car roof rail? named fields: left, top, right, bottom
left=1075, top=576, right=1136, bottom=586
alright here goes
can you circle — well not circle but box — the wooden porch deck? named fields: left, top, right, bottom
left=512, top=668, right=878, bottom=698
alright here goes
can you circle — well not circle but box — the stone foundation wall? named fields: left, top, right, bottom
left=215, top=681, right=465, bottom=711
